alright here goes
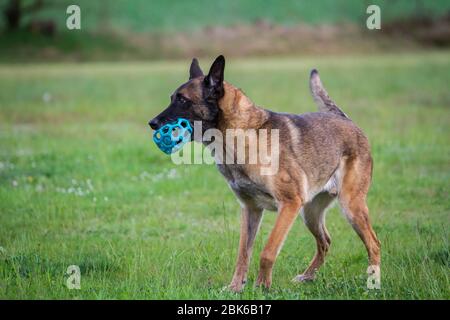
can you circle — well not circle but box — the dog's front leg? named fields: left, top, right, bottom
left=256, top=198, right=302, bottom=289
left=228, top=205, right=263, bottom=293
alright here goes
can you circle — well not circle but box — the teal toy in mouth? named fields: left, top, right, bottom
left=152, top=118, right=193, bottom=154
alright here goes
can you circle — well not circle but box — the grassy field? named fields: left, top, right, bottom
left=0, top=52, right=449, bottom=299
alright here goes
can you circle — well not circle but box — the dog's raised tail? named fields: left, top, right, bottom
left=309, top=69, right=348, bottom=118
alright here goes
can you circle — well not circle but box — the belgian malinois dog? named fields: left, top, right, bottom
left=149, top=56, right=380, bottom=292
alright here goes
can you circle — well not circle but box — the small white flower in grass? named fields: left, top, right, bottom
left=35, top=184, right=44, bottom=192
left=139, top=171, right=151, bottom=181
left=167, top=169, right=178, bottom=179
left=76, top=187, right=84, bottom=196
left=1, top=161, right=14, bottom=170
left=12, top=180, right=18, bottom=187
left=16, top=149, right=32, bottom=157
left=42, top=92, right=52, bottom=103
left=86, top=179, right=94, bottom=191
left=152, top=172, right=164, bottom=182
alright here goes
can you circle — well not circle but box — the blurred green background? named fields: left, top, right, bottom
left=2, top=0, right=449, bottom=31
left=0, top=1, right=449, bottom=299
left=0, top=0, right=449, bottom=61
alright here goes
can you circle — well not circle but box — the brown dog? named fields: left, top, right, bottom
left=149, top=56, right=380, bottom=292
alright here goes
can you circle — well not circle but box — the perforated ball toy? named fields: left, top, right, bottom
left=152, top=118, right=193, bottom=154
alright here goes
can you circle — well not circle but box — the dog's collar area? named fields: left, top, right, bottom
left=152, top=118, right=193, bottom=154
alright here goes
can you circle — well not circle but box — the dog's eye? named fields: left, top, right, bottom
left=176, top=94, right=188, bottom=104
left=177, top=94, right=188, bottom=104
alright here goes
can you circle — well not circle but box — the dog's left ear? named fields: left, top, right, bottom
left=205, top=55, right=225, bottom=93
left=189, top=58, right=203, bottom=79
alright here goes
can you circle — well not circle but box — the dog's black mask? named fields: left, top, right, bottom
left=149, top=56, right=226, bottom=139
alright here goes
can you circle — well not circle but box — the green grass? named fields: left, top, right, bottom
left=0, top=52, right=449, bottom=299
left=2, top=0, right=449, bottom=32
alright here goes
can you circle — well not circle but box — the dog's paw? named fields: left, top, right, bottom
left=223, top=280, right=246, bottom=293
left=292, top=274, right=315, bottom=283
left=255, top=274, right=272, bottom=290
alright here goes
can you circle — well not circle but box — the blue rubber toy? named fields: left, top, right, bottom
left=153, top=118, right=193, bottom=154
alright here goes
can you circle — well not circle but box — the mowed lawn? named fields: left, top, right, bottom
left=0, top=52, right=449, bottom=299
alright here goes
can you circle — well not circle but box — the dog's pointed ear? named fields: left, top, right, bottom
left=205, top=55, right=225, bottom=89
left=189, top=58, right=203, bottom=79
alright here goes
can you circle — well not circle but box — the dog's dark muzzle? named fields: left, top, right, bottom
left=148, top=118, right=161, bottom=130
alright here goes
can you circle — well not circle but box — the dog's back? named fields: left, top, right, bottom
left=263, top=68, right=372, bottom=202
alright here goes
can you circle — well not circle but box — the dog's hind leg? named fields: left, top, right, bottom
left=338, top=156, right=381, bottom=269
left=228, top=204, right=263, bottom=292
left=294, top=192, right=335, bottom=282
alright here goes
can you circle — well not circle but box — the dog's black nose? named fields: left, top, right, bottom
left=149, top=119, right=160, bottom=130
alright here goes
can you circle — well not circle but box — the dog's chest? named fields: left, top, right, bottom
left=217, top=164, right=278, bottom=211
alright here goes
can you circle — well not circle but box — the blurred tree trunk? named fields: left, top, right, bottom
left=4, top=0, right=44, bottom=31
left=5, top=0, right=21, bottom=30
